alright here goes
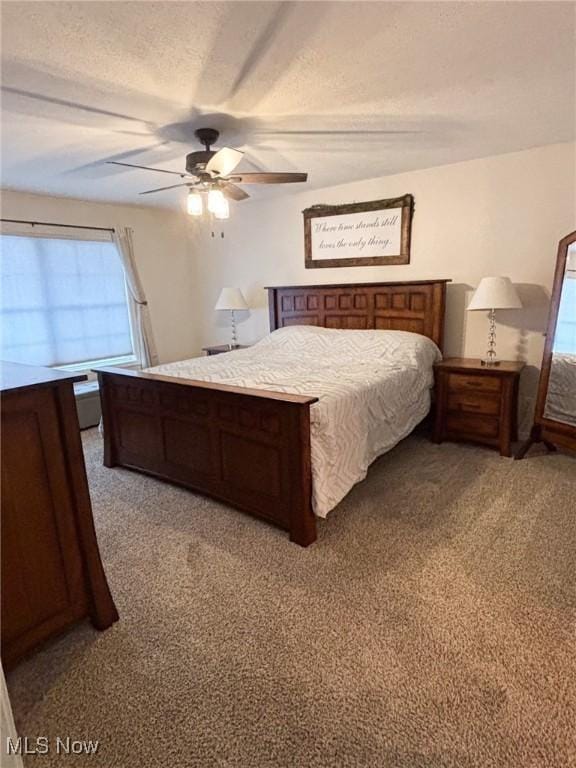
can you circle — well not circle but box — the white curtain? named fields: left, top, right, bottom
left=1, top=667, right=23, bottom=768
left=113, top=227, right=158, bottom=367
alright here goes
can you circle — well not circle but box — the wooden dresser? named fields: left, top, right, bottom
left=433, top=358, right=525, bottom=457
left=1, top=362, right=118, bottom=669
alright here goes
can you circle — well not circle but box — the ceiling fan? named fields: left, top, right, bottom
left=107, top=127, right=308, bottom=218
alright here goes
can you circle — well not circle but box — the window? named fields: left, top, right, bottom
left=0, top=229, right=135, bottom=368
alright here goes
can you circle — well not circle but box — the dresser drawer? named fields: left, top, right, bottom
left=448, top=372, right=501, bottom=394
left=446, top=413, right=499, bottom=439
left=447, top=391, right=500, bottom=416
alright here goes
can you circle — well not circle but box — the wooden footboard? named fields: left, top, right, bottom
left=96, top=368, right=318, bottom=546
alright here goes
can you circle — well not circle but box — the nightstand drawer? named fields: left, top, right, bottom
left=446, top=413, right=499, bottom=439
left=448, top=373, right=501, bottom=394
left=447, top=391, right=500, bottom=416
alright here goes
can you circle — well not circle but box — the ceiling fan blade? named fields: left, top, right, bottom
left=255, top=129, right=422, bottom=136
left=222, top=184, right=250, bottom=201
left=206, top=147, right=244, bottom=177
left=225, top=172, right=307, bottom=184
left=107, top=161, right=194, bottom=177
left=139, top=183, right=192, bottom=195
left=1, top=85, right=150, bottom=126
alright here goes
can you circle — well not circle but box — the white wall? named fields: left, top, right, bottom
left=190, top=142, right=575, bottom=430
left=1, top=190, right=198, bottom=364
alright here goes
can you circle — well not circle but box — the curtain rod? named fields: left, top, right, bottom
left=1, top=218, right=115, bottom=233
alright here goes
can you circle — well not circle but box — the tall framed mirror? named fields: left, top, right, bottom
left=517, top=230, right=576, bottom=458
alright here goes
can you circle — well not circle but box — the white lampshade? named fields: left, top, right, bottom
left=467, top=277, right=522, bottom=311
left=214, top=287, right=248, bottom=311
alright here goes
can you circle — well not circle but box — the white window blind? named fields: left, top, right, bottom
left=0, top=231, right=134, bottom=367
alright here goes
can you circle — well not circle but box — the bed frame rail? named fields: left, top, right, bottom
left=97, top=368, right=318, bottom=546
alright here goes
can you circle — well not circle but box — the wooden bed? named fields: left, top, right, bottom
left=97, top=280, right=449, bottom=546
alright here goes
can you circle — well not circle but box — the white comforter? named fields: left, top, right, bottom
left=148, top=326, right=441, bottom=517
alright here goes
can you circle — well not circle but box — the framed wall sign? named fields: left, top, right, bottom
left=303, top=194, right=414, bottom=269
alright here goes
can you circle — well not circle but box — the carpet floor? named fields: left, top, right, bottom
left=7, top=429, right=576, bottom=767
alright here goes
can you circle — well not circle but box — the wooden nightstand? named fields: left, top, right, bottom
left=202, top=344, right=250, bottom=356
left=433, top=358, right=525, bottom=457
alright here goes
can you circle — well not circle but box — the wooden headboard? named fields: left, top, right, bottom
left=267, top=280, right=450, bottom=350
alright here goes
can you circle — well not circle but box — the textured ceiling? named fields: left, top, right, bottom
left=1, top=1, right=574, bottom=209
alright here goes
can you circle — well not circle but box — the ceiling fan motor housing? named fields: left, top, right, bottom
left=186, top=150, right=216, bottom=174
left=187, top=127, right=221, bottom=174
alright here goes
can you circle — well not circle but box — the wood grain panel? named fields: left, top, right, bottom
left=118, top=409, right=159, bottom=454
left=221, top=433, right=281, bottom=498
left=375, top=293, right=390, bottom=310
left=375, top=317, right=425, bottom=334
left=1, top=364, right=118, bottom=669
left=163, top=418, right=215, bottom=476
left=1, top=404, right=76, bottom=640
left=446, top=413, right=499, bottom=439
left=98, top=370, right=318, bottom=546
left=449, top=373, right=501, bottom=394
left=283, top=315, right=320, bottom=327
left=325, top=315, right=369, bottom=329
left=267, top=280, right=449, bottom=350
left=448, top=391, right=500, bottom=416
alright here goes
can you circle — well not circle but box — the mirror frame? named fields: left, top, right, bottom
left=530, top=229, right=576, bottom=453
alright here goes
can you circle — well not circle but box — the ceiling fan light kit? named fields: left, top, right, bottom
left=107, top=127, right=308, bottom=220
left=186, top=191, right=203, bottom=216
left=214, top=200, right=229, bottom=220
left=208, top=189, right=229, bottom=219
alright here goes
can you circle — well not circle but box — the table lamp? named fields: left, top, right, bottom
left=467, top=276, right=522, bottom=366
left=215, top=287, right=248, bottom=348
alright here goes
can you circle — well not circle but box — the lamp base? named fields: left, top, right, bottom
left=481, top=309, right=499, bottom=367
left=230, top=310, right=239, bottom=349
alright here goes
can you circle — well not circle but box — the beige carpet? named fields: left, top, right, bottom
left=7, top=429, right=576, bottom=767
